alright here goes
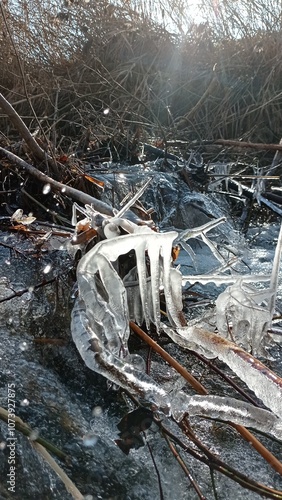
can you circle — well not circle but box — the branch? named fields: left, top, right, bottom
left=214, top=138, right=282, bottom=152
left=0, top=406, right=83, bottom=499
left=0, top=147, right=114, bottom=216
left=0, top=92, right=57, bottom=166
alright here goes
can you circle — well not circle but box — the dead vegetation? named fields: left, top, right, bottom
left=1, top=0, right=282, bottom=154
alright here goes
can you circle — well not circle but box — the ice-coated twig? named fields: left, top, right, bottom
left=71, top=230, right=182, bottom=409
left=115, top=177, right=153, bottom=218
left=163, top=324, right=282, bottom=419
left=177, top=217, right=226, bottom=244
left=176, top=217, right=227, bottom=267
left=72, top=297, right=170, bottom=413
left=171, top=393, right=282, bottom=440
left=182, top=274, right=271, bottom=286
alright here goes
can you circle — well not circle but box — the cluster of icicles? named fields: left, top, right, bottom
left=70, top=185, right=282, bottom=441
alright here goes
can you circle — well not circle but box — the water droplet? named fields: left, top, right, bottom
left=42, top=183, right=51, bottom=195
left=20, top=399, right=29, bottom=407
left=29, top=429, right=39, bottom=441
left=103, top=108, right=110, bottom=115
left=28, top=286, right=34, bottom=293
left=84, top=495, right=93, bottom=500
left=5, top=260, right=11, bottom=266
left=61, top=187, right=66, bottom=193
left=43, top=264, right=52, bottom=274
left=92, top=406, right=103, bottom=417
left=83, top=432, right=98, bottom=447
left=0, top=441, right=6, bottom=450
left=19, top=341, right=28, bottom=352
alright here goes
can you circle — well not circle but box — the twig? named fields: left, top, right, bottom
left=188, top=350, right=259, bottom=407
left=157, top=418, right=282, bottom=499
left=146, top=440, right=165, bottom=500
left=209, top=468, right=219, bottom=500
left=214, top=138, right=282, bottom=152
left=130, top=321, right=207, bottom=395
left=32, top=442, right=84, bottom=500
left=0, top=91, right=60, bottom=176
left=0, top=407, right=83, bottom=498
left=163, top=433, right=206, bottom=500
left=0, top=407, right=66, bottom=461
left=0, top=277, right=58, bottom=304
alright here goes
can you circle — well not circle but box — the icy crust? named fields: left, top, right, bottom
left=171, top=394, right=282, bottom=440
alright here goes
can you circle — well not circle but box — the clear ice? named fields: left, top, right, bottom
left=71, top=203, right=282, bottom=435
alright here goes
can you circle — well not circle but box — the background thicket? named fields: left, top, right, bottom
left=1, top=0, right=282, bottom=149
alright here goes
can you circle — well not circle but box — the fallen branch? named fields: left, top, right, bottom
left=0, top=147, right=114, bottom=216
left=214, top=138, right=282, bottom=152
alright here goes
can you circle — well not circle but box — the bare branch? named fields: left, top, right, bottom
left=0, top=146, right=114, bottom=216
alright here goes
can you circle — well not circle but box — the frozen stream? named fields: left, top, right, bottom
left=0, top=160, right=281, bottom=499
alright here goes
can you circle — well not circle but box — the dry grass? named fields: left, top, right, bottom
left=1, top=0, right=282, bottom=152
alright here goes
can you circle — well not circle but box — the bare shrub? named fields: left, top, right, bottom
left=1, top=0, right=282, bottom=147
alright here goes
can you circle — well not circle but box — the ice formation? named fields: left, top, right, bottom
left=215, top=222, right=282, bottom=357
left=163, top=324, right=282, bottom=419
left=215, top=280, right=271, bottom=357
left=71, top=197, right=282, bottom=437
left=170, top=393, right=282, bottom=440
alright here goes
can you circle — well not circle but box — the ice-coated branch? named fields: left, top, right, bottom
left=163, top=324, right=282, bottom=419
left=182, top=274, right=271, bottom=286
left=171, top=393, right=282, bottom=440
